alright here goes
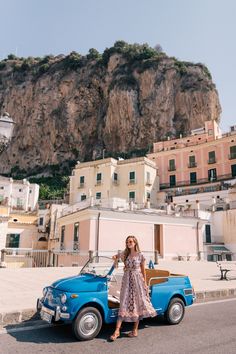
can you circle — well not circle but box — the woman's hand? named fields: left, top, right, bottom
left=112, top=255, right=119, bottom=268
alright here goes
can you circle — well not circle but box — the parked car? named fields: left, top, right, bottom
left=37, top=256, right=195, bottom=341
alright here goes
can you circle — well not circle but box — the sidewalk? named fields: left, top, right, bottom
left=0, top=261, right=236, bottom=326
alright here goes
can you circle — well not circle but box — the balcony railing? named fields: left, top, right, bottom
left=78, top=182, right=85, bottom=189
left=73, top=241, right=79, bottom=250
left=60, top=242, right=65, bottom=250
left=168, top=166, right=176, bottom=171
left=188, top=162, right=197, bottom=168
left=95, top=180, right=102, bottom=186
left=229, top=153, right=236, bottom=160
left=208, top=159, right=216, bottom=164
left=112, top=179, right=119, bottom=186
left=128, top=179, right=136, bottom=185
left=160, top=173, right=236, bottom=190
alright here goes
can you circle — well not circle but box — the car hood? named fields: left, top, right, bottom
left=51, top=273, right=107, bottom=292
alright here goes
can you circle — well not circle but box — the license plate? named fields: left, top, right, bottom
left=41, top=310, right=52, bottom=323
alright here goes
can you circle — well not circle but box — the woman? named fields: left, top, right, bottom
left=110, top=235, right=157, bottom=341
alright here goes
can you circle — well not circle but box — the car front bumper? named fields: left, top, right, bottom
left=37, top=298, right=70, bottom=322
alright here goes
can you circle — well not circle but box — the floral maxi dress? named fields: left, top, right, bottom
left=118, top=253, right=157, bottom=322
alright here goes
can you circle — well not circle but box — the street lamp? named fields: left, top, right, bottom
left=0, top=112, right=15, bottom=153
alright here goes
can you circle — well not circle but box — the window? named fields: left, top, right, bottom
left=169, top=175, right=176, bottom=187
left=205, top=225, right=211, bottom=243
left=39, top=217, right=44, bottom=226
left=16, top=198, right=23, bottom=208
left=129, top=191, right=135, bottom=201
left=129, top=171, right=136, bottom=184
left=229, top=146, right=236, bottom=159
left=208, top=168, right=217, bottom=182
left=208, top=151, right=216, bottom=164
left=74, top=223, right=79, bottom=242
left=113, top=172, right=118, bottom=185
left=146, top=171, right=151, bottom=185
left=79, top=176, right=85, bottom=187
left=231, top=164, right=236, bottom=177
left=96, top=192, right=101, bottom=199
left=96, top=173, right=102, bottom=185
left=61, top=226, right=65, bottom=244
left=208, top=129, right=213, bottom=135
left=190, top=172, right=197, bottom=184
left=29, top=190, right=32, bottom=194
left=146, top=191, right=151, bottom=201
left=188, top=155, right=196, bottom=168
left=6, top=234, right=20, bottom=248
left=0, top=186, right=4, bottom=190
left=81, top=194, right=86, bottom=201
left=168, top=159, right=176, bottom=171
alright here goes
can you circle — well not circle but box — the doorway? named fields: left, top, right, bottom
left=154, top=225, right=163, bottom=257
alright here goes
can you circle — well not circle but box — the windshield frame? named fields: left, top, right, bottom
left=79, top=256, right=115, bottom=278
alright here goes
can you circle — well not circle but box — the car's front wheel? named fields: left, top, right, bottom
left=165, top=297, right=185, bottom=325
left=72, top=307, right=102, bottom=341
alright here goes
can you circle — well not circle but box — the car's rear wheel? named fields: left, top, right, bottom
left=72, top=307, right=102, bottom=341
left=165, top=297, right=185, bottom=325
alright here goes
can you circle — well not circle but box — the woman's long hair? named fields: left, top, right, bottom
left=123, top=235, right=141, bottom=261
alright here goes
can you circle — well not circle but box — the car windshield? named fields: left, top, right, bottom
left=80, top=256, right=115, bottom=277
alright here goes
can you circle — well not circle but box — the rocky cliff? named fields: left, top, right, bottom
left=0, top=42, right=221, bottom=176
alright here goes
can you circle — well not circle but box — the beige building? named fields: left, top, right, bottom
left=69, top=157, right=159, bottom=207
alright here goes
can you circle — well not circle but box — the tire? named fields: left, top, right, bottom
left=165, top=297, right=185, bottom=325
left=72, top=307, right=102, bottom=341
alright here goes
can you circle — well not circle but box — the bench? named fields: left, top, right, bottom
left=216, top=261, right=236, bottom=280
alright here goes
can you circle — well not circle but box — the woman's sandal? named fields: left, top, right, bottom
left=127, top=330, right=138, bottom=338
left=110, top=330, right=120, bottom=341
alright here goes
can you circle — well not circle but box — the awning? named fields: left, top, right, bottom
left=210, top=246, right=232, bottom=254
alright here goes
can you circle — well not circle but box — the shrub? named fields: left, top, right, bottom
left=0, top=62, right=6, bottom=70
left=87, top=48, right=101, bottom=60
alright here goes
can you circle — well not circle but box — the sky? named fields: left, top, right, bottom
left=0, top=0, right=235, bottom=131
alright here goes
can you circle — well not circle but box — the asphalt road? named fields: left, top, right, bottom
left=1, top=298, right=236, bottom=354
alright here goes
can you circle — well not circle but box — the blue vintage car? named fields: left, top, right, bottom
left=37, top=256, right=195, bottom=341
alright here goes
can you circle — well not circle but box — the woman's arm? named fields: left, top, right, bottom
left=141, top=261, right=147, bottom=286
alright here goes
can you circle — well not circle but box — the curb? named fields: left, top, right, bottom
left=1, top=289, right=236, bottom=327
left=195, top=288, right=236, bottom=302
left=0, top=309, right=40, bottom=327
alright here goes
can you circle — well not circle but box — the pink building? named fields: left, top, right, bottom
left=148, top=120, right=236, bottom=199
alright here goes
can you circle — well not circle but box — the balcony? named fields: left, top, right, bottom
left=112, top=179, right=119, bottom=186
left=208, top=159, right=216, bottom=164
left=128, top=179, right=136, bottom=185
left=168, top=166, right=176, bottom=172
left=229, top=153, right=236, bottom=160
left=95, top=180, right=102, bottom=186
left=160, top=172, right=236, bottom=190
left=188, top=162, right=197, bottom=168
left=73, top=241, right=79, bottom=250
left=78, top=182, right=85, bottom=189
left=60, top=242, right=65, bottom=250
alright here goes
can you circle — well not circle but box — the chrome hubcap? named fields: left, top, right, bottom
left=79, top=313, right=98, bottom=336
left=170, top=303, right=183, bottom=321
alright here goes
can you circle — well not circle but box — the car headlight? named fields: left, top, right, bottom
left=43, top=287, right=48, bottom=297
left=60, top=293, right=67, bottom=304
